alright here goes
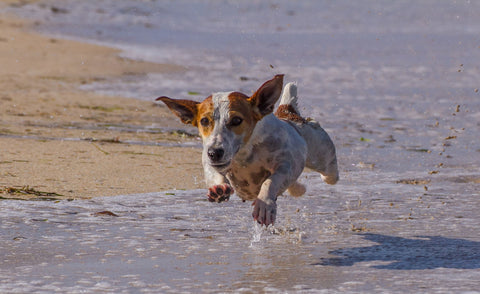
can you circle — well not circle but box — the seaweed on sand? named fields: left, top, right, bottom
left=0, top=186, right=65, bottom=201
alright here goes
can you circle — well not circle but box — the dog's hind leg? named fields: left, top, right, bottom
left=287, top=181, right=306, bottom=197
left=298, top=119, right=339, bottom=185
left=275, top=82, right=339, bottom=185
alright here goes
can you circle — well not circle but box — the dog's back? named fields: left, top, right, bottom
left=275, top=83, right=339, bottom=185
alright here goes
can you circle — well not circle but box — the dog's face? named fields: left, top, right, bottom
left=157, top=75, right=284, bottom=172
left=197, top=91, right=260, bottom=171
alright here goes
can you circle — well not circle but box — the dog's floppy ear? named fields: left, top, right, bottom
left=248, top=74, right=284, bottom=118
left=156, top=96, right=199, bottom=126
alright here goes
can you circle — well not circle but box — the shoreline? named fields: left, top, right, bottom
left=0, top=3, right=204, bottom=200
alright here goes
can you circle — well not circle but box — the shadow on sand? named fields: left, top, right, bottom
left=315, top=233, right=480, bottom=270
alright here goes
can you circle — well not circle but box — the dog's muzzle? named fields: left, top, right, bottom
left=207, top=147, right=224, bottom=162
left=207, top=147, right=231, bottom=170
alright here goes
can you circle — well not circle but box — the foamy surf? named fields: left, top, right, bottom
left=1, top=167, right=479, bottom=292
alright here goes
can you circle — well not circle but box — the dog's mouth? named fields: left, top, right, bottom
left=210, top=161, right=231, bottom=171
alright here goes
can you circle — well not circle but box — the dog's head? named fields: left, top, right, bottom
left=157, top=75, right=284, bottom=172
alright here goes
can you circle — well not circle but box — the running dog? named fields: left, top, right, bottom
left=156, top=75, right=338, bottom=226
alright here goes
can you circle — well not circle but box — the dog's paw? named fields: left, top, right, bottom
left=252, top=198, right=277, bottom=226
left=207, top=184, right=233, bottom=203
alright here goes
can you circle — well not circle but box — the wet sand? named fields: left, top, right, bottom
left=0, top=4, right=203, bottom=199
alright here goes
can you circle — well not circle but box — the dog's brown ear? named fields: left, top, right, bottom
left=248, top=74, right=284, bottom=118
left=156, top=96, right=199, bottom=126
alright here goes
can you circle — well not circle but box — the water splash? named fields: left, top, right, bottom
left=249, top=222, right=265, bottom=247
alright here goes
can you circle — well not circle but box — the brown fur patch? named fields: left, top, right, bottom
left=248, top=74, right=284, bottom=117
left=156, top=96, right=199, bottom=125
left=250, top=168, right=271, bottom=185
left=196, top=96, right=214, bottom=138
left=275, top=104, right=306, bottom=124
left=228, top=91, right=249, bottom=101
left=227, top=92, right=258, bottom=142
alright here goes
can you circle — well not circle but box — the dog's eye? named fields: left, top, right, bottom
left=230, top=116, right=243, bottom=127
left=200, top=117, right=210, bottom=127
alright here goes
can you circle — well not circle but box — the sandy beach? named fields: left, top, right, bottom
left=0, top=2, right=203, bottom=199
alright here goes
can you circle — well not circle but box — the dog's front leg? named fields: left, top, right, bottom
left=252, top=165, right=292, bottom=226
left=203, top=164, right=234, bottom=203
left=252, top=178, right=279, bottom=226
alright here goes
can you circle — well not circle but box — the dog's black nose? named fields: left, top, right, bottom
left=207, top=148, right=224, bottom=162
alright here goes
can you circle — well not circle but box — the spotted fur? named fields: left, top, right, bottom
left=156, top=75, right=338, bottom=226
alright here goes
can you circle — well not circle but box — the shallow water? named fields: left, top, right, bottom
left=3, top=0, right=480, bottom=292
left=1, top=170, right=479, bottom=293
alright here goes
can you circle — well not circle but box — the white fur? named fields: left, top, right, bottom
left=161, top=77, right=338, bottom=226
left=279, top=82, right=299, bottom=111
left=279, top=82, right=339, bottom=184
left=203, top=83, right=338, bottom=226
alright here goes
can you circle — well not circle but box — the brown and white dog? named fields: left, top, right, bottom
left=157, top=75, right=338, bottom=226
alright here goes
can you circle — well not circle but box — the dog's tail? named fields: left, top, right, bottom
left=275, top=83, right=306, bottom=124
left=275, top=82, right=339, bottom=185
left=279, top=82, right=300, bottom=112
